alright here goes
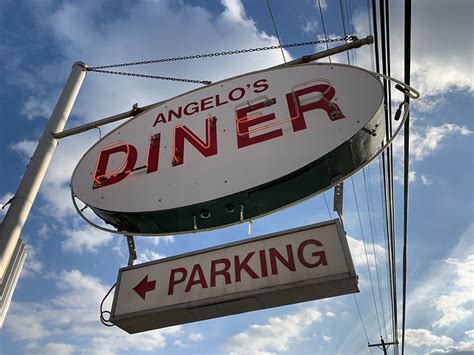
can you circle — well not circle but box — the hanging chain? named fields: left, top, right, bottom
left=87, top=35, right=356, bottom=84
left=89, top=69, right=212, bottom=85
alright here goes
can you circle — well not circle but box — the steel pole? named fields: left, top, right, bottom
left=0, top=61, right=87, bottom=279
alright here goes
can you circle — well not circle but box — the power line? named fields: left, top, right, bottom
left=378, top=156, right=394, bottom=343
left=401, top=0, right=412, bottom=353
left=265, top=0, right=287, bottom=63
left=381, top=143, right=397, bottom=350
left=369, top=160, right=393, bottom=340
left=323, top=192, right=333, bottom=219
left=373, top=0, right=398, bottom=350
left=351, top=176, right=383, bottom=337
left=370, top=0, right=381, bottom=73
left=339, top=0, right=351, bottom=63
left=354, top=294, right=374, bottom=354
left=317, top=0, right=331, bottom=62
left=363, top=167, right=389, bottom=342
left=347, top=0, right=357, bottom=64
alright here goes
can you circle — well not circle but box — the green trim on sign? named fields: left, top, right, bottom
left=91, top=107, right=385, bottom=235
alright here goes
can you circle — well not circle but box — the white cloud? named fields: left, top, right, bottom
left=189, top=332, right=205, bottom=342
left=406, top=124, right=472, bottom=162
left=391, top=122, right=472, bottom=184
left=21, top=246, right=43, bottom=278
left=393, top=170, right=417, bottom=184
left=301, top=20, right=319, bottom=34
left=10, top=139, right=36, bottom=160
left=466, top=330, right=474, bottom=339
left=421, top=174, right=434, bottom=186
left=163, top=331, right=204, bottom=350
left=325, top=311, right=336, bottom=317
left=223, top=307, right=322, bottom=354
left=61, top=225, right=113, bottom=254
left=352, top=1, right=473, bottom=111
left=221, top=0, right=250, bottom=25
left=405, top=329, right=453, bottom=348
left=392, top=123, right=473, bottom=163
left=146, top=235, right=175, bottom=246
left=323, top=335, right=331, bottom=343
left=407, top=224, right=474, bottom=331
left=347, top=235, right=386, bottom=270
left=21, top=95, right=52, bottom=120
left=429, top=342, right=474, bottom=354
left=433, top=254, right=474, bottom=327
left=313, top=0, right=328, bottom=11
left=37, top=223, right=50, bottom=239
left=90, top=326, right=182, bottom=354
left=5, top=269, right=182, bottom=353
left=173, top=339, right=188, bottom=348
left=136, top=249, right=166, bottom=264
left=26, top=342, right=75, bottom=355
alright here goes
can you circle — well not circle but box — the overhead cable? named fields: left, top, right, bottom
left=354, top=294, right=374, bottom=354
left=363, top=167, right=389, bottom=341
left=401, top=0, right=412, bottom=353
left=317, top=0, right=332, bottom=62
left=265, top=0, right=287, bottom=63
left=339, top=0, right=351, bottom=63
left=351, top=176, right=383, bottom=337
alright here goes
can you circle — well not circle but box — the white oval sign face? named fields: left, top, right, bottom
left=71, top=63, right=384, bottom=234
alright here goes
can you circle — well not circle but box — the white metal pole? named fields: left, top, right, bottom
left=0, top=61, right=87, bottom=279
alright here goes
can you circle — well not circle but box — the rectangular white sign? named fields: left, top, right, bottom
left=110, top=219, right=358, bottom=333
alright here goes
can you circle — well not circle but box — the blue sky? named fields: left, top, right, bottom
left=0, top=0, right=472, bottom=354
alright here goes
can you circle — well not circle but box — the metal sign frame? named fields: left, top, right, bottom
left=71, top=63, right=385, bottom=235
left=109, top=219, right=358, bottom=333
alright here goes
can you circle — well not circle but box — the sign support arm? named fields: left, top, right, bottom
left=274, top=35, right=374, bottom=68
left=53, top=102, right=160, bottom=140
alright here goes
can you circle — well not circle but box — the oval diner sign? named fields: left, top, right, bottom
left=71, top=63, right=385, bottom=235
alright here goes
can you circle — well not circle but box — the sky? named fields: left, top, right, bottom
left=0, top=0, right=472, bottom=354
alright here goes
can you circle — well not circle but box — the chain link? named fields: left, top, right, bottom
left=87, top=35, right=356, bottom=84
left=89, top=69, right=212, bottom=85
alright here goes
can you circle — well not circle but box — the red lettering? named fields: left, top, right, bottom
left=93, top=142, right=137, bottom=189
left=259, top=250, right=268, bottom=277
left=185, top=264, right=208, bottom=292
left=269, top=245, right=296, bottom=275
left=298, top=239, right=327, bottom=268
left=168, top=267, right=187, bottom=295
left=286, top=83, right=345, bottom=132
left=184, top=102, right=199, bottom=115
left=173, top=116, right=217, bottom=166
left=253, top=79, right=269, bottom=93
left=201, top=96, right=214, bottom=111
left=146, top=133, right=160, bottom=173
left=215, top=94, right=228, bottom=107
left=153, top=113, right=167, bottom=127
left=168, top=107, right=182, bottom=122
left=236, top=100, right=283, bottom=149
left=210, top=258, right=231, bottom=287
left=229, top=87, right=245, bottom=101
left=235, top=252, right=259, bottom=282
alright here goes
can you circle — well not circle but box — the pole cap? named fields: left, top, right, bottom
left=73, top=61, right=88, bottom=71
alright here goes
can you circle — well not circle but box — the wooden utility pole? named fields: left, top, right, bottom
left=369, top=337, right=398, bottom=355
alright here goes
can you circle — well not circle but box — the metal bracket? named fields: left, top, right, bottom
left=333, top=182, right=344, bottom=218
left=126, top=235, right=137, bottom=266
